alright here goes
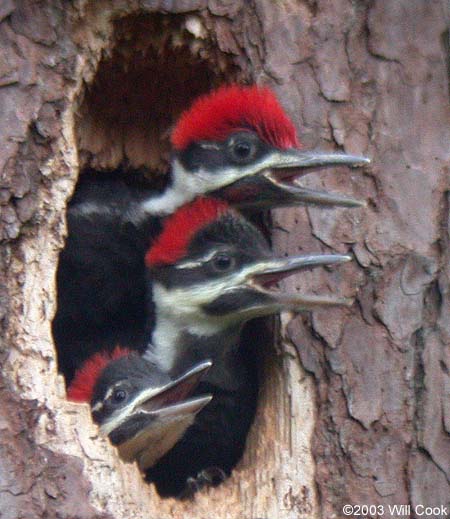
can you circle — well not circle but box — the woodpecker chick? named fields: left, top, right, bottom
left=167, top=84, right=370, bottom=212
left=143, top=198, right=352, bottom=497
left=145, top=197, right=351, bottom=379
left=68, top=347, right=212, bottom=471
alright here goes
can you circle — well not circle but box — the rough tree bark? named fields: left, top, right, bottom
left=0, top=1, right=449, bottom=518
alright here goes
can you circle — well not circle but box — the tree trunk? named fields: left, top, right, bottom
left=1, top=1, right=448, bottom=518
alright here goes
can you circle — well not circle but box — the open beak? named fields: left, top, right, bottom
left=219, top=150, right=370, bottom=209
left=105, top=361, right=212, bottom=468
left=130, top=360, right=212, bottom=418
left=241, top=253, right=353, bottom=311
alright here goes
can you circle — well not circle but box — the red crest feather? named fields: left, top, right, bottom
left=171, top=84, right=299, bottom=151
left=67, top=346, right=131, bottom=403
left=146, top=197, right=229, bottom=267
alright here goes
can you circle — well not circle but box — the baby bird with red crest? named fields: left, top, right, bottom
left=136, top=196, right=352, bottom=497
left=68, top=347, right=212, bottom=472
left=54, top=84, right=368, bottom=383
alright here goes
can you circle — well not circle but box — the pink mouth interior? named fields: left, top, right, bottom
left=252, top=270, right=294, bottom=290
left=140, top=374, right=202, bottom=412
left=273, top=167, right=303, bottom=184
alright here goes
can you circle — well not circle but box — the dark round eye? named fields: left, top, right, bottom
left=229, top=136, right=257, bottom=163
left=212, top=253, right=235, bottom=272
left=112, top=388, right=127, bottom=404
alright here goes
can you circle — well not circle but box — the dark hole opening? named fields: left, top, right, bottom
left=76, top=12, right=242, bottom=174
left=53, top=11, right=275, bottom=500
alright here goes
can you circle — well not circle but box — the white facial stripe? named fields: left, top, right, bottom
left=150, top=272, right=253, bottom=372
left=156, top=260, right=283, bottom=312
left=174, top=260, right=203, bottom=270
left=140, top=159, right=215, bottom=215
left=103, top=381, right=126, bottom=403
left=199, top=143, right=221, bottom=151
left=149, top=260, right=288, bottom=372
left=100, top=401, right=137, bottom=436
left=151, top=260, right=283, bottom=328
left=139, top=152, right=290, bottom=216
left=98, top=385, right=170, bottom=436
left=175, top=249, right=219, bottom=270
left=103, top=386, right=114, bottom=401
left=152, top=277, right=235, bottom=320
left=91, top=401, right=103, bottom=412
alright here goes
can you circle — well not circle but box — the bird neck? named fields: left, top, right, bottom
left=138, top=159, right=205, bottom=216
left=144, top=313, right=244, bottom=391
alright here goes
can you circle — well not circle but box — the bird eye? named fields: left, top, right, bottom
left=212, top=253, right=235, bottom=272
left=229, top=135, right=257, bottom=164
left=112, top=388, right=127, bottom=404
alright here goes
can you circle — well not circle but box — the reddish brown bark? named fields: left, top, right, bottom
left=0, top=1, right=448, bottom=518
